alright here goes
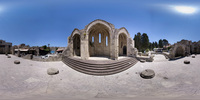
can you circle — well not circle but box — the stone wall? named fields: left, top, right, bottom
left=169, top=40, right=200, bottom=59
left=0, top=40, right=12, bottom=54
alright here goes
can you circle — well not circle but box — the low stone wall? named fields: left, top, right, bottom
left=22, top=54, right=33, bottom=59
left=136, top=55, right=154, bottom=62
left=32, top=54, right=63, bottom=62
left=17, top=54, right=63, bottom=62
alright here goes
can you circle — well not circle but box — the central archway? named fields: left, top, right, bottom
left=88, top=23, right=110, bottom=57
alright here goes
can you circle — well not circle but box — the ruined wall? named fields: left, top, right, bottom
left=169, top=40, right=199, bottom=59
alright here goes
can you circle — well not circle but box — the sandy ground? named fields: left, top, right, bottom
left=0, top=54, right=200, bottom=100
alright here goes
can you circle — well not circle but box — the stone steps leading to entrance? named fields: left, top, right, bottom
left=62, top=56, right=138, bottom=76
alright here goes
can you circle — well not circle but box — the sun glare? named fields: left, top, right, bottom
left=175, top=6, right=196, bottom=14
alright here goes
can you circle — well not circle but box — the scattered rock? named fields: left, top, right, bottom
left=140, top=59, right=146, bottom=63
left=184, top=60, right=190, bottom=64
left=140, top=69, right=155, bottom=79
left=192, top=56, right=195, bottom=58
left=47, top=68, right=59, bottom=75
left=7, top=56, right=11, bottom=58
left=163, top=77, right=168, bottom=80
left=14, top=60, right=20, bottom=64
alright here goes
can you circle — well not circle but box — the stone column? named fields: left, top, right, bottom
left=81, top=32, right=89, bottom=60
left=36, top=47, right=40, bottom=56
left=5, top=45, right=8, bottom=55
left=12, top=47, right=15, bottom=55
left=17, top=50, right=21, bottom=57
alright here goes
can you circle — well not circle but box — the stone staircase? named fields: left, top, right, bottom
left=62, top=56, right=138, bottom=76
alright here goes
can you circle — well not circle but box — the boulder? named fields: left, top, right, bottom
left=14, top=60, right=20, bottom=64
left=184, top=60, right=190, bottom=64
left=140, top=69, right=155, bottom=79
left=7, top=56, right=11, bottom=58
left=140, top=59, right=146, bottom=63
left=192, top=56, right=195, bottom=58
left=47, top=68, right=59, bottom=75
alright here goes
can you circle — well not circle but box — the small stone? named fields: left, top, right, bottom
left=163, top=77, right=168, bottom=80
left=7, top=56, right=11, bottom=58
left=140, top=59, right=146, bottom=63
left=47, top=68, right=59, bottom=75
left=140, top=69, right=155, bottom=79
left=192, top=56, right=195, bottom=58
left=184, top=60, right=190, bottom=64
left=14, top=60, right=20, bottom=64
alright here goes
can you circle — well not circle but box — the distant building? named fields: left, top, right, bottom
left=0, top=40, right=12, bottom=54
left=56, top=47, right=65, bottom=54
left=12, top=44, right=39, bottom=56
left=154, top=48, right=163, bottom=53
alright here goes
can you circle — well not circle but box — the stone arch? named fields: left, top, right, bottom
left=175, top=45, right=185, bottom=57
left=85, top=19, right=114, bottom=34
left=117, top=28, right=129, bottom=56
left=87, top=23, right=111, bottom=57
left=118, top=33, right=127, bottom=56
left=70, top=28, right=81, bottom=38
left=84, top=20, right=114, bottom=58
left=73, top=34, right=81, bottom=56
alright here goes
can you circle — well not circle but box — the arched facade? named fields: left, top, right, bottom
left=118, top=33, right=127, bottom=56
left=63, top=19, right=136, bottom=60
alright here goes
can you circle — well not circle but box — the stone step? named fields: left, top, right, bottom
left=64, top=58, right=136, bottom=71
left=62, top=56, right=138, bottom=76
left=64, top=61, right=136, bottom=76
left=64, top=57, right=136, bottom=68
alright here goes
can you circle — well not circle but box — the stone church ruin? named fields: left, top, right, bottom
left=62, top=19, right=138, bottom=75
left=63, top=19, right=137, bottom=60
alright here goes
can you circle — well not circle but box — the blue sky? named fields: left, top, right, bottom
left=0, top=0, right=200, bottom=47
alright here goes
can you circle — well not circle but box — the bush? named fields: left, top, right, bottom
left=145, top=49, right=149, bottom=52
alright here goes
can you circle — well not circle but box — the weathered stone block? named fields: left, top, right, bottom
left=184, top=60, right=190, bottom=64
left=47, top=68, right=59, bottom=75
left=140, top=59, right=146, bottom=63
left=140, top=69, right=155, bottom=79
left=14, top=60, right=20, bottom=64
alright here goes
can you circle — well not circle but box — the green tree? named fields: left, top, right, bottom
left=155, top=42, right=158, bottom=48
left=141, top=33, right=149, bottom=52
left=163, top=39, right=169, bottom=48
left=42, top=45, right=47, bottom=49
left=158, top=39, right=163, bottom=48
left=152, top=42, right=155, bottom=49
left=133, top=32, right=142, bottom=52
left=149, top=42, right=152, bottom=50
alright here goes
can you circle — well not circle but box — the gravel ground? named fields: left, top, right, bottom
left=0, top=54, right=200, bottom=100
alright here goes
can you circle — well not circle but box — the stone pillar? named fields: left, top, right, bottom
left=81, top=32, right=89, bottom=60
left=112, top=33, right=118, bottom=60
left=36, top=47, right=40, bottom=56
left=12, top=47, right=15, bottom=55
left=17, top=50, right=21, bottom=57
left=5, top=45, right=8, bottom=55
